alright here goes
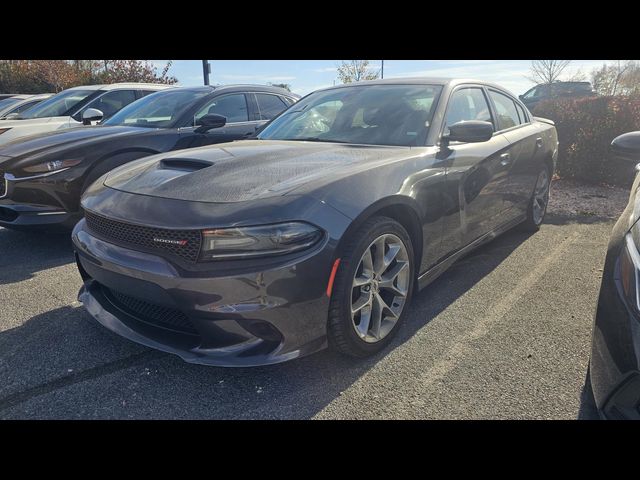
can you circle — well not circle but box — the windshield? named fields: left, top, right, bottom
left=258, top=84, right=442, bottom=147
left=0, top=97, right=21, bottom=113
left=18, top=89, right=95, bottom=119
left=103, top=89, right=210, bottom=129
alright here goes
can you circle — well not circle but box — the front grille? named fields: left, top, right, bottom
left=102, top=285, right=198, bottom=335
left=0, top=172, right=5, bottom=198
left=85, top=211, right=202, bottom=262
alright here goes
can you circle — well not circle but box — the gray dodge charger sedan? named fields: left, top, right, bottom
left=72, top=78, right=558, bottom=366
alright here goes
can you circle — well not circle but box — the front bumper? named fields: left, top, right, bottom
left=0, top=200, right=78, bottom=229
left=73, top=218, right=336, bottom=367
left=0, top=168, right=84, bottom=229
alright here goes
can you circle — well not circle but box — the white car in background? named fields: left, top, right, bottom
left=0, top=83, right=174, bottom=146
left=0, top=94, right=54, bottom=120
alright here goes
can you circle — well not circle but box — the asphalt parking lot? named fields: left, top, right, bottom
left=0, top=212, right=610, bottom=419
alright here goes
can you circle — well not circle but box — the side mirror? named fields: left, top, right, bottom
left=611, top=131, right=640, bottom=162
left=82, top=108, right=104, bottom=125
left=3, top=112, right=19, bottom=120
left=443, top=120, right=494, bottom=145
left=195, top=113, right=227, bottom=133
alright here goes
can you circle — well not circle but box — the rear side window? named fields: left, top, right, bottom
left=84, top=90, right=138, bottom=119
left=255, top=93, right=288, bottom=120
left=488, top=90, right=521, bottom=130
left=444, top=87, right=493, bottom=131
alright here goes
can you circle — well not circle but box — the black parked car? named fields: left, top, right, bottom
left=72, top=78, right=558, bottom=367
left=0, top=85, right=298, bottom=230
left=520, top=81, right=596, bottom=110
left=589, top=131, right=640, bottom=419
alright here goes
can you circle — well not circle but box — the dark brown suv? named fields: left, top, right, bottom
left=519, top=81, right=596, bottom=110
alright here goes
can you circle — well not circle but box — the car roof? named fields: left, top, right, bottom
left=315, top=77, right=513, bottom=93
left=146, top=84, right=300, bottom=97
left=66, top=83, right=176, bottom=92
left=4, top=94, right=33, bottom=100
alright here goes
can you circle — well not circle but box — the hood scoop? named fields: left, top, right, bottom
left=160, top=158, right=214, bottom=172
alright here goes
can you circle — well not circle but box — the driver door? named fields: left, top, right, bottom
left=440, top=86, right=512, bottom=252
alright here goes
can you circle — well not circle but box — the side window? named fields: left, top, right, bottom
left=523, top=87, right=537, bottom=99
left=195, top=94, right=249, bottom=124
left=85, top=90, right=137, bottom=119
left=255, top=93, right=288, bottom=120
left=444, top=87, right=493, bottom=131
left=138, top=90, right=156, bottom=99
left=537, top=84, right=550, bottom=98
left=515, top=102, right=528, bottom=124
left=488, top=90, right=521, bottom=130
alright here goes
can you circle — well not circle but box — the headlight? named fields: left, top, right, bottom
left=0, top=128, right=11, bottom=136
left=23, top=158, right=83, bottom=174
left=199, top=222, right=323, bottom=261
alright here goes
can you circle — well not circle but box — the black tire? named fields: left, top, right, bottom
left=327, top=216, right=415, bottom=358
left=520, top=164, right=552, bottom=232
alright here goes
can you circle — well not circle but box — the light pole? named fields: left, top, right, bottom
left=381, top=60, right=384, bottom=79
left=202, top=60, right=211, bottom=86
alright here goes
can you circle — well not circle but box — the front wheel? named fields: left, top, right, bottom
left=520, top=166, right=551, bottom=232
left=327, top=217, right=415, bottom=358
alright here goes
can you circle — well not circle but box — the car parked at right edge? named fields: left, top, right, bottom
left=588, top=131, right=640, bottom=419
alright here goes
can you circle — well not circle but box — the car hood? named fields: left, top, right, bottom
left=0, top=125, right=151, bottom=162
left=104, top=140, right=421, bottom=203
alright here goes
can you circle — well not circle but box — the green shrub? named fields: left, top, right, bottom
left=532, top=96, right=640, bottom=187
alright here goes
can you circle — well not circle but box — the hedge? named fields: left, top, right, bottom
left=532, top=96, right=640, bottom=188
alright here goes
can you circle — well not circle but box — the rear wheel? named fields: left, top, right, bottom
left=328, top=217, right=415, bottom=358
left=520, top=166, right=551, bottom=232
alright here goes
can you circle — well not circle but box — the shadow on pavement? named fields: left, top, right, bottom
left=0, top=227, right=536, bottom=419
left=0, top=227, right=74, bottom=285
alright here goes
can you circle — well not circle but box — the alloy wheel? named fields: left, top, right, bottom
left=532, top=169, right=550, bottom=225
left=351, top=233, right=410, bottom=343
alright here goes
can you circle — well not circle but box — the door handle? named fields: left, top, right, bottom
left=500, top=153, right=512, bottom=167
left=536, top=137, right=543, bottom=148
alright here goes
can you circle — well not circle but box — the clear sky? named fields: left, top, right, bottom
left=155, top=60, right=611, bottom=97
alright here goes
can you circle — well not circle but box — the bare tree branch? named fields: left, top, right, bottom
left=527, top=60, right=573, bottom=85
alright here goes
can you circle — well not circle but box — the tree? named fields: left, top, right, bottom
left=336, top=60, right=380, bottom=84
left=527, top=60, right=572, bottom=85
left=591, top=61, right=640, bottom=96
left=97, top=60, right=178, bottom=84
left=0, top=60, right=177, bottom=94
left=267, top=82, right=291, bottom=91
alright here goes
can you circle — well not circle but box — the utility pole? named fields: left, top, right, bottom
left=202, top=60, right=211, bottom=86
left=381, top=60, right=384, bottom=79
